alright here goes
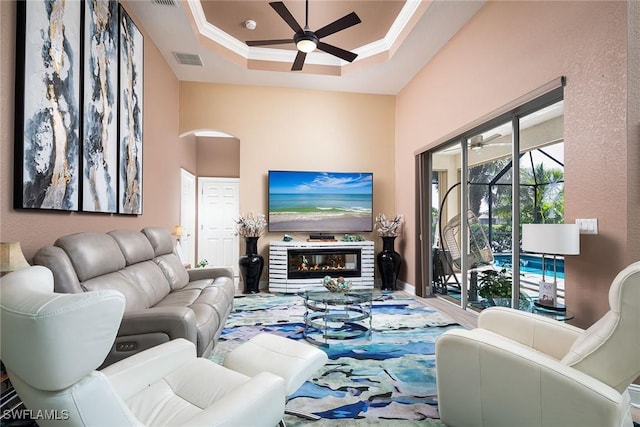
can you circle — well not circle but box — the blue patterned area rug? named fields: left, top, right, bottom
left=209, top=291, right=462, bottom=426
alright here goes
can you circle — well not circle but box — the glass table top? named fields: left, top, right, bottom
left=301, top=289, right=379, bottom=304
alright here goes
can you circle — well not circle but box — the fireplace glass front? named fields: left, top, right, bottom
left=288, top=248, right=361, bottom=279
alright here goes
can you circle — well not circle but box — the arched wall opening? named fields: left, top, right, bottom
left=179, top=129, right=241, bottom=178
left=178, top=129, right=241, bottom=277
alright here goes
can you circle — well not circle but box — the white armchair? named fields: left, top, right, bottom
left=0, top=266, right=286, bottom=427
left=436, top=261, right=640, bottom=427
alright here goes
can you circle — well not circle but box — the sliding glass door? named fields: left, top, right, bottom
left=431, top=141, right=463, bottom=307
left=421, top=88, right=564, bottom=312
left=466, top=121, right=513, bottom=309
left=518, top=100, right=565, bottom=307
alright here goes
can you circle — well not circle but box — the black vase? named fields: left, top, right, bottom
left=377, top=236, right=402, bottom=290
left=239, top=237, right=264, bottom=294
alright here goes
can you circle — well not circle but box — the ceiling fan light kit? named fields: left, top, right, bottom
left=246, top=0, right=361, bottom=71
left=295, top=32, right=318, bottom=53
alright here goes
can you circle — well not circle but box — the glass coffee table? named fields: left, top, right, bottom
left=300, top=290, right=376, bottom=347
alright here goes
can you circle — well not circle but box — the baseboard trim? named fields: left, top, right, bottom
left=629, top=384, right=640, bottom=409
left=397, top=280, right=415, bottom=295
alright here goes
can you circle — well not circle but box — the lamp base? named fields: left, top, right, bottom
left=534, top=299, right=567, bottom=312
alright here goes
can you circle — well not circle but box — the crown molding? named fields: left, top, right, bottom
left=186, top=0, right=421, bottom=67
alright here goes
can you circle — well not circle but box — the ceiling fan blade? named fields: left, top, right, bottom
left=291, top=50, right=306, bottom=71
left=317, top=42, right=357, bottom=62
left=314, top=12, right=361, bottom=39
left=246, top=39, right=293, bottom=47
left=270, top=2, right=303, bottom=34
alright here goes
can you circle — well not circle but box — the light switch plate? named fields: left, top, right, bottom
left=576, top=218, right=598, bottom=235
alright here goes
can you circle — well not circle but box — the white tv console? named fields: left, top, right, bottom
left=269, top=240, right=375, bottom=293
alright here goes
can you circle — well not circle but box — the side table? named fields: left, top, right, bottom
left=531, top=301, right=575, bottom=321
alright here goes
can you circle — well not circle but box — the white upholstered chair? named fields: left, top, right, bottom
left=0, top=266, right=286, bottom=427
left=436, top=261, right=640, bottom=427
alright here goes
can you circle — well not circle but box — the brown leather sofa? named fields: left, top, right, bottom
left=33, top=227, right=235, bottom=367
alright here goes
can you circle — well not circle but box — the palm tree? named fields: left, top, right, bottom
left=520, top=163, right=564, bottom=224
left=468, top=156, right=564, bottom=252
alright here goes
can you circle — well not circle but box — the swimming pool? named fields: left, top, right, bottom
left=493, top=254, right=565, bottom=279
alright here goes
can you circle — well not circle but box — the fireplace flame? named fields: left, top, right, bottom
left=297, top=262, right=345, bottom=271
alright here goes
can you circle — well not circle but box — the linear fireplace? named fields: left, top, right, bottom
left=269, top=241, right=375, bottom=293
left=288, top=248, right=361, bottom=279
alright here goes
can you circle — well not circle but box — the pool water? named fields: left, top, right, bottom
left=493, top=254, right=565, bottom=279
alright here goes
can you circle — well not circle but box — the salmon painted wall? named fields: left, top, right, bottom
left=179, top=82, right=396, bottom=257
left=396, top=1, right=640, bottom=328
left=196, top=137, right=240, bottom=178
left=0, top=1, right=192, bottom=260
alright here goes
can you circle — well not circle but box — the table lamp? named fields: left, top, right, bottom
left=172, top=225, right=184, bottom=240
left=0, top=242, right=30, bottom=276
left=521, top=224, right=580, bottom=312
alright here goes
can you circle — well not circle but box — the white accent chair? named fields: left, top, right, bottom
left=0, top=266, right=286, bottom=427
left=436, top=260, right=640, bottom=427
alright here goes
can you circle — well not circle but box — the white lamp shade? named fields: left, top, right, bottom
left=1, top=242, right=30, bottom=272
left=522, top=224, right=580, bottom=255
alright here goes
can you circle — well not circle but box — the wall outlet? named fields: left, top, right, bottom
left=576, top=218, right=598, bottom=235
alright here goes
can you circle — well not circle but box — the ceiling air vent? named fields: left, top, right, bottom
left=173, top=52, right=203, bottom=66
left=152, top=0, right=177, bottom=7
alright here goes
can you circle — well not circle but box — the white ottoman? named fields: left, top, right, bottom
left=224, top=333, right=328, bottom=396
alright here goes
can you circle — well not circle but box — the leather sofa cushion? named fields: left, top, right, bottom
left=108, top=230, right=156, bottom=265
left=141, top=227, right=189, bottom=290
left=33, top=246, right=84, bottom=293
left=142, top=227, right=174, bottom=256
left=120, top=262, right=172, bottom=308
left=56, top=233, right=126, bottom=281
left=156, top=278, right=234, bottom=356
left=82, top=271, right=150, bottom=311
left=155, top=254, right=189, bottom=291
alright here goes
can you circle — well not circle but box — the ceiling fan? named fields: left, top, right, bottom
left=440, top=134, right=506, bottom=153
left=245, top=0, right=361, bottom=71
left=468, top=133, right=504, bottom=151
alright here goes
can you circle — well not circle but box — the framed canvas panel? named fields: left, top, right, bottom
left=82, top=0, right=119, bottom=213
left=118, top=5, right=143, bottom=215
left=14, top=0, right=82, bottom=211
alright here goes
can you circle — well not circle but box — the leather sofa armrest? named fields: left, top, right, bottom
left=436, top=328, right=630, bottom=427
left=119, top=306, right=198, bottom=344
left=477, top=306, right=584, bottom=359
left=187, top=267, right=234, bottom=282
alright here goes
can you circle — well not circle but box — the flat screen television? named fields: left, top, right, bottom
left=268, top=170, right=373, bottom=234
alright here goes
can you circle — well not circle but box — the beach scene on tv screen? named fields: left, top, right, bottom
left=269, top=171, right=373, bottom=233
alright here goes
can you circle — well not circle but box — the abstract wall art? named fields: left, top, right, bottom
left=14, top=0, right=82, bottom=211
left=82, top=0, right=119, bottom=213
left=118, top=5, right=143, bottom=215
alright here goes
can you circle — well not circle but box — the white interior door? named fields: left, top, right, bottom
left=198, top=177, right=240, bottom=277
left=180, top=168, right=196, bottom=267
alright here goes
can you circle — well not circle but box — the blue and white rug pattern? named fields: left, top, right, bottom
left=210, top=292, right=460, bottom=426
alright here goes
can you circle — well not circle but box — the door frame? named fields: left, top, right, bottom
left=179, top=168, right=196, bottom=267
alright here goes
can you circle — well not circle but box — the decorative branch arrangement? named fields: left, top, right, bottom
left=375, top=213, right=404, bottom=237
left=235, top=212, right=267, bottom=238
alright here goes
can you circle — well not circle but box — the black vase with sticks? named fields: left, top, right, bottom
left=375, top=213, right=404, bottom=291
left=235, top=213, right=267, bottom=295
left=239, top=236, right=264, bottom=294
